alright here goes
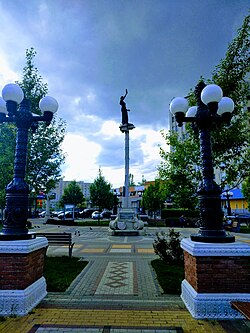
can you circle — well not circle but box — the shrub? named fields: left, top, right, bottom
left=153, top=229, right=183, bottom=264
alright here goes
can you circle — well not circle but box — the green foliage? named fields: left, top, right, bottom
left=159, top=13, right=250, bottom=204
left=151, top=259, right=184, bottom=294
left=60, top=180, right=85, bottom=207
left=153, top=229, right=183, bottom=264
left=0, top=124, right=16, bottom=210
left=43, top=256, right=88, bottom=292
left=26, top=118, right=66, bottom=195
left=158, top=131, right=199, bottom=210
left=0, top=48, right=66, bottom=207
left=239, top=225, right=250, bottom=234
left=90, top=169, right=114, bottom=211
left=19, top=48, right=66, bottom=195
left=129, top=173, right=135, bottom=186
left=18, top=48, right=48, bottom=114
left=242, top=177, right=250, bottom=207
left=142, top=179, right=166, bottom=217
left=204, top=13, right=250, bottom=188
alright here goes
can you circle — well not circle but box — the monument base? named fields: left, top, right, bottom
left=0, top=237, right=48, bottom=316
left=109, top=208, right=145, bottom=236
left=181, top=238, right=250, bottom=319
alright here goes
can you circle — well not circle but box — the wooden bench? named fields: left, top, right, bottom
left=231, top=301, right=250, bottom=320
left=36, top=232, right=75, bottom=257
left=225, top=221, right=240, bottom=232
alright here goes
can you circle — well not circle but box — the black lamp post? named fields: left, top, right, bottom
left=170, top=81, right=235, bottom=243
left=223, top=190, right=233, bottom=216
left=0, top=83, right=58, bottom=240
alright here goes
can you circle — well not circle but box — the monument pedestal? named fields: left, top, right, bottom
left=0, top=237, right=48, bottom=316
left=181, top=238, right=250, bottom=319
left=109, top=208, right=145, bottom=236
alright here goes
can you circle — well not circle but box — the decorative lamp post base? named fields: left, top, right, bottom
left=181, top=238, right=250, bottom=319
left=0, top=232, right=36, bottom=241
left=191, top=230, right=235, bottom=243
left=0, top=237, right=48, bottom=316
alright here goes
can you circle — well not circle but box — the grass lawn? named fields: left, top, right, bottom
left=151, top=259, right=184, bottom=294
left=239, top=225, right=250, bottom=233
left=44, top=256, right=88, bottom=292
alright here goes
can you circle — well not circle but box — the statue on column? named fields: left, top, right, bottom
left=120, top=89, right=130, bottom=125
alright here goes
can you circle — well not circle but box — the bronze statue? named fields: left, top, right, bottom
left=120, top=89, right=130, bottom=124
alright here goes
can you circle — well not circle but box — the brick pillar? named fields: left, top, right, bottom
left=0, top=247, right=46, bottom=290
left=0, top=237, right=48, bottom=316
left=181, top=238, right=250, bottom=319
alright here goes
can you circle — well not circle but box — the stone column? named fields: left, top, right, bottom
left=124, top=130, right=130, bottom=209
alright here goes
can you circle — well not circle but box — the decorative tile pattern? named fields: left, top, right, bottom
left=109, top=248, right=131, bottom=253
left=95, top=262, right=134, bottom=295
left=109, top=244, right=132, bottom=253
left=81, top=248, right=105, bottom=253
left=112, top=245, right=132, bottom=248
left=137, top=248, right=154, bottom=253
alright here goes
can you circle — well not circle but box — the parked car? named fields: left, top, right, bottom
left=100, top=210, right=112, bottom=219
left=91, top=211, right=103, bottom=219
left=38, top=211, right=55, bottom=218
left=58, top=211, right=79, bottom=219
left=138, top=214, right=149, bottom=222
left=79, top=209, right=96, bottom=218
left=50, top=210, right=63, bottom=218
left=38, top=211, right=46, bottom=218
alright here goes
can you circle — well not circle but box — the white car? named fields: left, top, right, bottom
left=91, top=211, right=103, bottom=219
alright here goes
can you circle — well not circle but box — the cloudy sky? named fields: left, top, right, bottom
left=0, top=0, right=249, bottom=188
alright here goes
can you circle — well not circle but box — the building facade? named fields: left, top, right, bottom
left=52, top=180, right=92, bottom=204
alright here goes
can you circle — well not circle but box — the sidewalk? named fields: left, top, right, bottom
left=0, top=225, right=249, bottom=333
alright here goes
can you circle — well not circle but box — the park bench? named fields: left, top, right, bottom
left=36, top=232, right=75, bottom=257
left=225, top=221, right=240, bottom=233
left=231, top=301, right=250, bottom=320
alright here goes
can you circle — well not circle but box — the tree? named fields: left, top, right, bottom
left=17, top=48, right=66, bottom=197
left=60, top=180, right=85, bottom=207
left=142, top=179, right=166, bottom=218
left=90, top=169, right=114, bottom=212
left=0, top=124, right=16, bottom=216
left=158, top=13, right=250, bottom=208
left=0, top=48, right=66, bottom=216
left=158, top=131, right=200, bottom=211
left=242, top=177, right=250, bottom=208
left=129, top=173, right=135, bottom=186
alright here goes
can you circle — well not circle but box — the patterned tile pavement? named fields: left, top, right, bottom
left=0, top=224, right=250, bottom=333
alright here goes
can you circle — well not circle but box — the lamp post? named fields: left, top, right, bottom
left=223, top=190, right=233, bottom=216
left=0, top=83, right=58, bottom=240
left=170, top=81, right=235, bottom=243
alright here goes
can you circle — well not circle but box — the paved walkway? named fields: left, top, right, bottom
left=0, top=223, right=250, bottom=333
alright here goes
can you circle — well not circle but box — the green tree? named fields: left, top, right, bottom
left=0, top=48, right=66, bottom=216
left=242, top=177, right=250, bottom=209
left=129, top=173, right=135, bottom=186
left=158, top=131, right=200, bottom=210
left=0, top=124, right=16, bottom=216
left=17, top=48, right=66, bottom=197
left=90, top=169, right=114, bottom=212
left=142, top=179, right=166, bottom=218
left=60, top=180, right=85, bottom=207
left=159, top=13, right=250, bottom=208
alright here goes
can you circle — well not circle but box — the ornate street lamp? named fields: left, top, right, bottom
left=170, top=81, right=235, bottom=243
left=0, top=83, right=58, bottom=240
left=222, top=190, right=233, bottom=216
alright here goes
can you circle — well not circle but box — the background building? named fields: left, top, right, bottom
left=52, top=180, right=92, bottom=205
